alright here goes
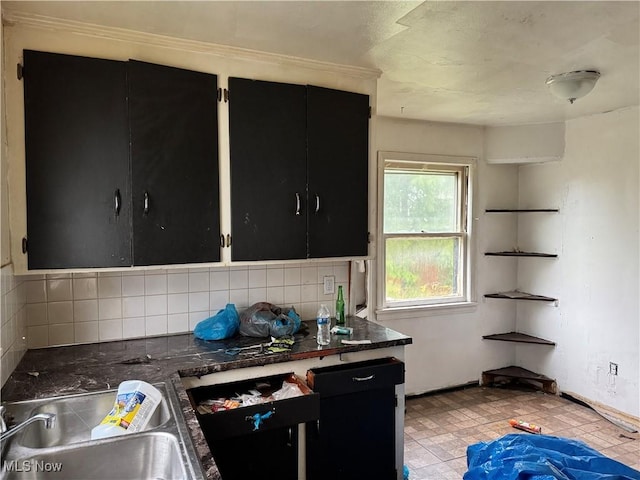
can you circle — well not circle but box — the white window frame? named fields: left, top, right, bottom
left=375, top=151, right=476, bottom=315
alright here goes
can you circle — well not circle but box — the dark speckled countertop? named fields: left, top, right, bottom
left=1, top=317, right=411, bottom=479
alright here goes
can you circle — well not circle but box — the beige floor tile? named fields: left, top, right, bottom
left=404, top=386, right=640, bottom=478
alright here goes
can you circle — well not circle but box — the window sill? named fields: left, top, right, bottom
left=375, top=301, right=478, bottom=321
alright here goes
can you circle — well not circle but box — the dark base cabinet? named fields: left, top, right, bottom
left=188, top=373, right=318, bottom=480
left=306, top=358, right=405, bottom=480
left=208, top=426, right=298, bottom=480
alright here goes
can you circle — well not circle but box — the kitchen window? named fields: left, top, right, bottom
left=377, top=152, right=475, bottom=311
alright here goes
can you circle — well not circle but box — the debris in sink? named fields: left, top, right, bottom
left=196, top=375, right=305, bottom=414
left=91, top=380, right=162, bottom=439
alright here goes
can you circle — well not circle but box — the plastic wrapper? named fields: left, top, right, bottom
left=464, top=433, right=640, bottom=480
left=239, top=302, right=301, bottom=338
left=271, top=380, right=304, bottom=401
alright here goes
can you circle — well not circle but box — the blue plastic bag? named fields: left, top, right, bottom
left=194, top=304, right=239, bottom=341
left=464, top=433, right=640, bottom=480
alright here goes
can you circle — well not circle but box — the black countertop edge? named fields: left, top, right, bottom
left=1, top=317, right=411, bottom=479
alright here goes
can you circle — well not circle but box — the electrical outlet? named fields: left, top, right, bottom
left=323, top=276, right=335, bottom=295
left=609, top=362, right=618, bottom=376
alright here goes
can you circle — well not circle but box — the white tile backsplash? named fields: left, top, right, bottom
left=27, top=325, right=48, bottom=349
left=1, top=264, right=27, bottom=386
left=248, top=269, right=266, bottom=288
left=168, top=313, right=189, bottom=334
left=74, top=321, right=99, bottom=344
left=74, top=299, right=98, bottom=322
left=229, top=269, right=248, bottom=289
left=145, top=315, right=168, bottom=336
left=99, top=319, right=123, bottom=341
left=248, top=287, right=267, bottom=305
left=145, top=275, right=167, bottom=295
left=122, top=317, right=145, bottom=338
left=209, top=290, right=229, bottom=311
left=123, top=296, right=145, bottom=318
left=16, top=261, right=350, bottom=350
left=209, top=270, right=229, bottom=291
left=168, top=293, right=189, bottom=314
left=48, top=301, right=73, bottom=324
left=25, top=279, right=47, bottom=303
left=122, top=275, right=145, bottom=297
left=98, top=298, right=122, bottom=320
left=98, top=276, right=122, bottom=298
left=284, top=266, right=301, bottom=286
left=73, top=277, right=98, bottom=300
left=168, top=273, right=189, bottom=294
left=49, top=323, right=74, bottom=346
left=189, top=271, right=209, bottom=292
left=301, top=266, right=318, bottom=285
left=26, top=303, right=47, bottom=326
left=266, top=268, right=284, bottom=287
left=266, top=286, right=284, bottom=305
left=189, top=292, right=209, bottom=312
left=47, top=279, right=72, bottom=302
left=229, top=289, right=248, bottom=309
left=145, top=295, right=168, bottom=316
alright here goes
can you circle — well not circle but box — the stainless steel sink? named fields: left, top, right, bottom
left=17, top=387, right=170, bottom=449
left=2, top=432, right=184, bottom=480
left=0, top=383, right=204, bottom=480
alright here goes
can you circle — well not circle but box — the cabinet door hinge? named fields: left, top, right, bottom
left=22, top=237, right=28, bottom=254
left=223, top=88, right=229, bottom=103
left=367, top=232, right=372, bottom=244
left=17, top=63, right=23, bottom=80
left=395, top=394, right=398, bottom=408
left=217, top=88, right=222, bottom=102
left=368, top=106, right=372, bottom=118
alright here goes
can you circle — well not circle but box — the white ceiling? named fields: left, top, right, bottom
left=3, top=1, right=639, bottom=126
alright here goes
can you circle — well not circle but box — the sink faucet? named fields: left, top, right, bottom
left=0, top=405, right=56, bottom=442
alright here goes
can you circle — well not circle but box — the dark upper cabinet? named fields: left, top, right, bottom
left=228, top=77, right=307, bottom=261
left=307, top=86, right=369, bottom=258
left=229, top=78, right=369, bottom=261
left=23, top=51, right=220, bottom=269
left=128, top=61, right=220, bottom=265
left=24, top=50, right=131, bottom=269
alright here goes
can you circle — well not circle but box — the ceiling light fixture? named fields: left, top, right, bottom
left=545, top=70, right=601, bottom=104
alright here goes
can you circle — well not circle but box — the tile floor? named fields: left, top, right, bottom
left=404, top=385, right=640, bottom=479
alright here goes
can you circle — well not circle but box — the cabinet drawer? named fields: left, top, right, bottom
left=188, top=373, right=318, bottom=441
left=306, top=357, right=404, bottom=396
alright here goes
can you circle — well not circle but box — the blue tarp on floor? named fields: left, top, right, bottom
left=464, top=433, right=640, bottom=480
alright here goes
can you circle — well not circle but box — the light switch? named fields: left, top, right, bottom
left=323, top=275, right=335, bottom=295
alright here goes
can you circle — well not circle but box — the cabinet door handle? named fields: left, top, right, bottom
left=226, top=234, right=232, bottom=247
left=315, top=194, right=320, bottom=214
left=295, top=193, right=301, bottom=216
left=143, top=191, right=150, bottom=215
left=114, top=189, right=121, bottom=216
left=352, top=374, right=375, bottom=382
left=220, top=234, right=225, bottom=248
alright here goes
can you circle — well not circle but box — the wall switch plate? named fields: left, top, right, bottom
left=609, top=362, right=618, bottom=376
left=323, top=275, right=335, bottom=295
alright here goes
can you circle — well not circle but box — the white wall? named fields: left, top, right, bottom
left=1, top=17, right=28, bottom=387
left=373, top=116, right=520, bottom=395
left=485, top=123, right=565, bottom=164
left=516, top=106, right=640, bottom=417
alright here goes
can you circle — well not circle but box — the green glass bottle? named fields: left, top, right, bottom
left=336, top=285, right=345, bottom=325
